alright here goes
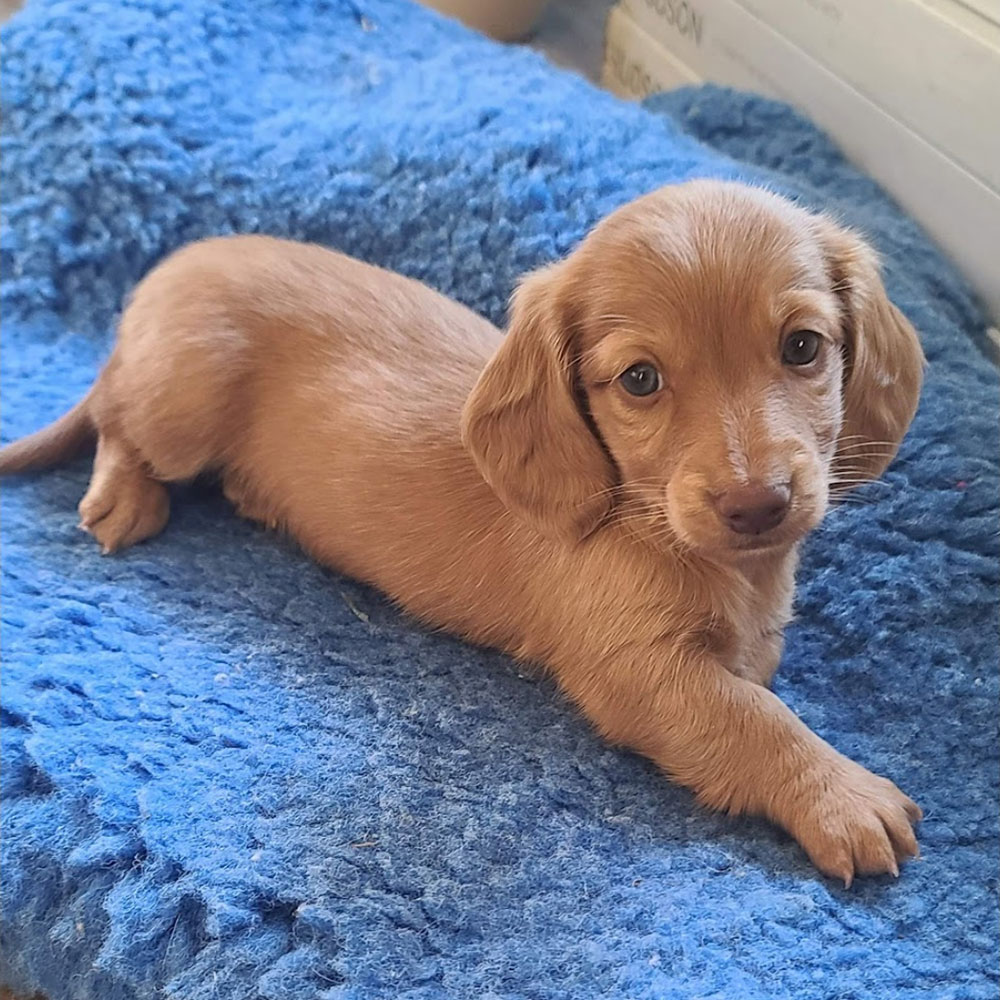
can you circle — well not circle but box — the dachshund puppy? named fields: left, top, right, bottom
left=0, top=181, right=925, bottom=883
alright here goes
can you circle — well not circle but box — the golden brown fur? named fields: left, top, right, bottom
left=0, top=181, right=925, bottom=883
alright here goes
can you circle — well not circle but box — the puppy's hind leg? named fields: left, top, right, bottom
left=76, top=342, right=240, bottom=555
left=222, top=473, right=281, bottom=531
left=78, top=433, right=170, bottom=554
left=76, top=290, right=254, bottom=553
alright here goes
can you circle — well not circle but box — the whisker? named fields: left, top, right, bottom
left=614, top=513, right=666, bottom=527
left=840, top=438, right=897, bottom=450
left=829, top=488, right=886, bottom=500
left=833, top=446, right=898, bottom=456
left=831, top=465, right=895, bottom=473
left=829, top=473, right=893, bottom=482
left=831, top=457, right=894, bottom=466
left=829, top=482, right=887, bottom=491
left=574, top=479, right=669, bottom=507
left=836, top=436, right=903, bottom=447
left=829, top=479, right=892, bottom=489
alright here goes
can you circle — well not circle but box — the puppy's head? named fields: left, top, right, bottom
left=462, top=181, right=924, bottom=557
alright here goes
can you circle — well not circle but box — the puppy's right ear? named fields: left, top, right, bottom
left=461, top=265, right=616, bottom=544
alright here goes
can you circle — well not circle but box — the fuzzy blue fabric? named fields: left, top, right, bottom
left=2, top=1, right=997, bottom=997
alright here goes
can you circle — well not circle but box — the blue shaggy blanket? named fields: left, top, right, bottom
left=2, top=1, right=997, bottom=998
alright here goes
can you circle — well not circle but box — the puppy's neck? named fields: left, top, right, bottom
left=679, top=541, right=798, bottom=633
left=727, top=544, right=800, bottom=591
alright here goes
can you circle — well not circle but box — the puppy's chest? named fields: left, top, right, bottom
left=694, top=567, right=794, bottom=679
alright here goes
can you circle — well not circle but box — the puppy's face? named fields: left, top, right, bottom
left=463, top=181, right=924, bottom=557
left=575, top=186, right=846, bottom=556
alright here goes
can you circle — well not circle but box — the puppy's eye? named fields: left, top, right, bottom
left=619, top=362, right=663, bottom=396
left=782, top=330, right=822, bottom=366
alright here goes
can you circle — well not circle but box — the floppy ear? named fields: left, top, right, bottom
left=820, top=220, right=925, bottom=482
left=461, top=264, right=617, bottom=543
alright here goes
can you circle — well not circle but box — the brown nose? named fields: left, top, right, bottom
left=714, top=483, right=791, bottom=536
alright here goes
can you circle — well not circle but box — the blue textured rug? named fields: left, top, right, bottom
left=2, top=1, right=997, bottom=998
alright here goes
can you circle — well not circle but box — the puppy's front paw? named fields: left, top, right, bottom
left=787, top=759, right=921, bottom=886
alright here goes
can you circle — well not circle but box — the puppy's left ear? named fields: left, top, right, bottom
left=819, top=219, right=925, bottom=482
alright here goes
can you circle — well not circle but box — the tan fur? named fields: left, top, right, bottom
left=0, top=181, right=926, bottom=883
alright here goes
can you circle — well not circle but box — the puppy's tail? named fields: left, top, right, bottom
left=0, top=393, right=96, bottom=476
